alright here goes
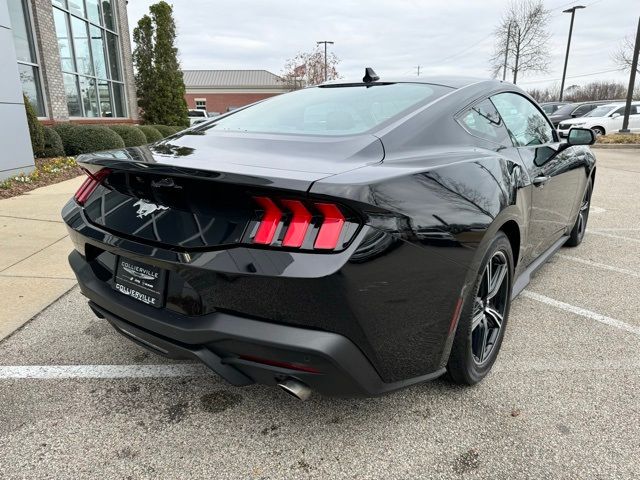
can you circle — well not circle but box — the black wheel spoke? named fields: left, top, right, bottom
left=471, top=250, right=509, bottom=365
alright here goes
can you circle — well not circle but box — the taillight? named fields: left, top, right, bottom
left=74, top=169, right=110, bottom=205
left=251, top=196, right=355, bottom=251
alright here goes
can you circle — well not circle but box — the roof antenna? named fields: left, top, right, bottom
left=363, top=67, right=379, bottom=83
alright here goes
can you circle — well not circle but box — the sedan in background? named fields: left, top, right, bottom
left=540, top=101, right=570, bottom=115
left=548, top=101, right=610, bottom=127
left=63, top=73, right=596, bottom=399
left=558, top=102, right=640, bottom=137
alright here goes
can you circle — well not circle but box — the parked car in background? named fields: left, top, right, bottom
left=557, top=102, right=640, bottom=137
left=540, top=101, right=570, bottom=115
left=188, top=109, right=209, bottom=126
left=548, top=101, right=611, bottom=127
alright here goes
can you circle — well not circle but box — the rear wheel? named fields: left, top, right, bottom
left=447, top=232, right=513, bottom=385
left=565, top=178, right=592, bottom=247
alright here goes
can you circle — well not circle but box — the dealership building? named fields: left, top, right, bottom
left=1, top=0, right=137, bottom=179
left=183, top=70, right=288, bottom=115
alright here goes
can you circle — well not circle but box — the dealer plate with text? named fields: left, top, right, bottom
left=113, top=257, right=166, bottom=308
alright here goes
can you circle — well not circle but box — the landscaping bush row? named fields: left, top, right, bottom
left=42, top=123, right=184, bottom=157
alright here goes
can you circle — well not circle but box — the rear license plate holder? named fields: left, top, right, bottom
left=113, top=257, right=166, bottom=308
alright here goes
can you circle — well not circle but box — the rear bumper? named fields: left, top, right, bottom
left=70, top=250, right=445, bottom=396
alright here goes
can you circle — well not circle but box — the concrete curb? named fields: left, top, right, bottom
left=592, top=144, right=640, bottom=150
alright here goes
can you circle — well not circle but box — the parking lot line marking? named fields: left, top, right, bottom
left=557, top=254, right=640, bottom=279
left=588, top=231, right=640, bottom=244
left=0, top=364, right=211, bottom=379
left=591, top=228, right=640, bottom=232
left=522, top=291, right=640, bottom=338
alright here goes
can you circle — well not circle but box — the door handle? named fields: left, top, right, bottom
left=533, top=176, right=550, bottom=187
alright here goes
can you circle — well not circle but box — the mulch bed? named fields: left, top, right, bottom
left=0, top=158, right=83, bottom=200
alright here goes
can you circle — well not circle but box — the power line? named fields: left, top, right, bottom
left=518, top=68, right=625, bottom=84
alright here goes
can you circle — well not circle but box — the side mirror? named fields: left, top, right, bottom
left=610, top=112, right=621, bottom=119
left=567, top=127, right=595, bottom=146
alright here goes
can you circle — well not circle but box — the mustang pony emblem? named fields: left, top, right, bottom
left=133, top=199, right=169, bottom=218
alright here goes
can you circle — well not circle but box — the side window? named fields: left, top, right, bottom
left=613, top=107, right=626, bottom=116
left=458, top=99, right=511, bottom=145
left=491, top=92, right=554, bottom=147
left=573, top=105, right=592, bottom=116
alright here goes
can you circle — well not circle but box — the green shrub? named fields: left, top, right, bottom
left=108, top=124, right=147, bottom=147
left=150, top=125, right=175, bottom=137
left=40, top=127, right=65, bottom=158
left=52, top=123, right=78, bottom=155
left=24, top=94, right=45, bottom=157
left=169, top=126, right=184, bottom=134
left=61, top=125, right=125, bottom=155
left=136, top=125, right=163, bottom=143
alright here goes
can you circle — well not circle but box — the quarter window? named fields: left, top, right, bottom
left=458, top=99, right=511, bottom=145
left=491, top=92, right=554, bottom=147
left=8, top=0, right=46, bottom=116
left=52, top=0, right=126, bottom=117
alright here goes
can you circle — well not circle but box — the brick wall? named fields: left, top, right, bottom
left=185, top=92, right=280, bottom=114
left=32, top=0, right=68, bottom=121
left=115, top=0, right=138, bottom=120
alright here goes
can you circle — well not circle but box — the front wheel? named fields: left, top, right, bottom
left=447, top=232, right=513, bottom=385
left=592, top=126, right=605, bottom=136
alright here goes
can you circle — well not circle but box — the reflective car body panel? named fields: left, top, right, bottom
left=64, top=77, right=596, bottom=394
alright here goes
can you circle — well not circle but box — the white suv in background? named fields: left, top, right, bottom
left=557, top=102, right=640, bottom=137
left=188, top=109, right=209, bottom=126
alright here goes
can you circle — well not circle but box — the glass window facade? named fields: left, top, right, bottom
left=8, top=0, right=46, bottom=116
left=52, top=0, right=127, bottom=117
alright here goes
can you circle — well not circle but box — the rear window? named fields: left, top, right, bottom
left=202, top=83, right=452, bottom=136
left=189, top=110, right=206, bottom=117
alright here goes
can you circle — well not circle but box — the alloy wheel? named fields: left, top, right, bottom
left=471, top=251, right=509, bottom=365
left=576, top=185, right=591, bottom=239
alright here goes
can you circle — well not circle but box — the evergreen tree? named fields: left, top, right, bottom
left=132, top=2, right=189, bottom=127
left=132, top=15, right=155, bottom=123
left=23, top=94, right=45, bottom=157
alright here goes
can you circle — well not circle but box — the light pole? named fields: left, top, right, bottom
left=316, top=40, right=334, bottom=81
left=620, top=16, right=640, bottom=133
left=559, top=5, right=585, bottom=101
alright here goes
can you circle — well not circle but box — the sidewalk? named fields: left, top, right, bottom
left=0, top=176, right=84, bottom=340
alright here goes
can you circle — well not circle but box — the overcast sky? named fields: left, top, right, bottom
left=126, top=0, right=637, bottom=89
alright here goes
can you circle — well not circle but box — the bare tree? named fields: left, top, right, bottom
left=613, top=35, right=640, bottom=74
left=281, top=48, right=340, bottom=90
left=490, top=0, right=551, bottom=84
left=528, top=81, right=635, bottom=103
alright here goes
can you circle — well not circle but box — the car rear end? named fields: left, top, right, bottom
left=63, top=82, right=464, bottom=397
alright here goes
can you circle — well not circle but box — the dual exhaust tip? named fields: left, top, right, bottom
left=277, top=378, right=312, bottom=401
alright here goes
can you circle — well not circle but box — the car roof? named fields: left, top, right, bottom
left=322, top=75, right=495, bottom=89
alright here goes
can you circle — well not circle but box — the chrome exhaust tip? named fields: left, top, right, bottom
left=277, top=378, right=312, bottom=401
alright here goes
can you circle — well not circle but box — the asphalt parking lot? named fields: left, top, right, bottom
left=1, top=149, right=639, bottom=479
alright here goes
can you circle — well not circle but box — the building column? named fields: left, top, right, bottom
left=31, top=0, right=68, bottom=121
left=0, top=0, right=35, bottom=180
left=116, top=0, right=138, bottom=121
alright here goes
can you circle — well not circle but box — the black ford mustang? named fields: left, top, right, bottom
left=63, top=72, right=596, bottom=399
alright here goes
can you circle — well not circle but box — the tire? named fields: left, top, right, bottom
left=447, top=232, right=514, bottom=385
left=592, top=126, right=605, bottom=136
left=565, top=178, right=593, bottom=247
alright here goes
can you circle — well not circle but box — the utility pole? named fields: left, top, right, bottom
left=559, top=5, right=585, bottom=101
left=415, top=65, right=421, bottom=76
left=316, top=40, right=334, bottom=82
left=620, top=16, right=640, bottom=133
left=502, top=21, right=512, bottom=81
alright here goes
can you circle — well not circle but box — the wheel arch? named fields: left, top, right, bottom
left=498, top=219, right=521, bottom=269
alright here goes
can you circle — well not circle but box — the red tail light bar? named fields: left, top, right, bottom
left=74, top=168, right=110, bottom=205
left=251, top=196, right=355, bottom=251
